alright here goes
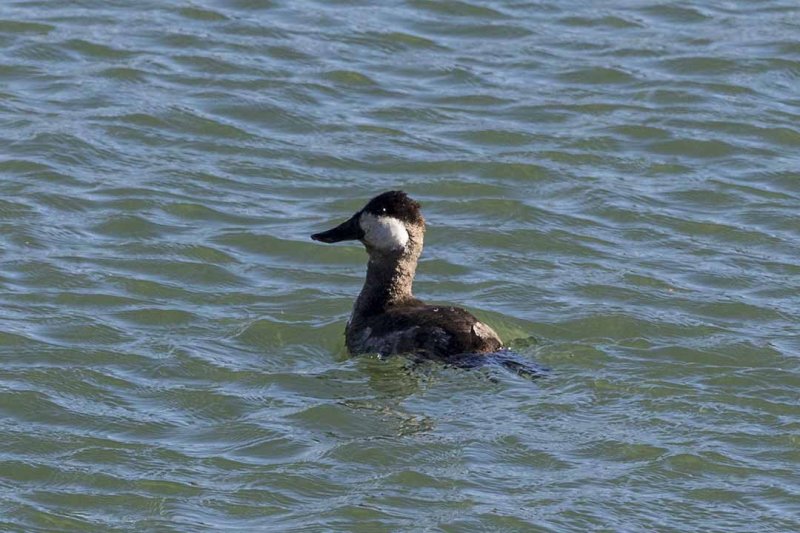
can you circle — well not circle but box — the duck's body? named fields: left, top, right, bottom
left=346, top=303, right=502, bottom=359
left=312, top=191, right=503, bottom=361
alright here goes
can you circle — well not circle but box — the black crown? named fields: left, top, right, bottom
left=363, top=191, right=423, bottom=224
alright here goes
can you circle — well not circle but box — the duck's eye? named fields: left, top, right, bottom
left=381, top=207, right=387, bottom=213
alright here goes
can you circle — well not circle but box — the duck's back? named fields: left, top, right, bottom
left=346, top=303, right=503, bottom=359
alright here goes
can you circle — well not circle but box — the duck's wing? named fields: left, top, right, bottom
left=366, top=304, right=502, bottom=356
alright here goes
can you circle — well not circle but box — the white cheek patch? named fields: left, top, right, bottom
left=360, top=212, right=409, bottom=251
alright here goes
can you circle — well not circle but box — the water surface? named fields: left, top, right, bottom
left=1, top=0, right=799, bottom=531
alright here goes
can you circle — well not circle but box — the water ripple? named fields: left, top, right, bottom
left=1, top=0, right=799, bottom=530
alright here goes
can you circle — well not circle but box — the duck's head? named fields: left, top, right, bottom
left=311, top=191, right=425, bottom=256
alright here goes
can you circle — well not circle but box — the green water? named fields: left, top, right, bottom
left=1, top=0, right=799, bottom=531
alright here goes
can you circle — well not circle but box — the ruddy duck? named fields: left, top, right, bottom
left=311, top=191, right=504, bottom=361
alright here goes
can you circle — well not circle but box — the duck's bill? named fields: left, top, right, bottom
left=311, top=214, right=364, bottom=243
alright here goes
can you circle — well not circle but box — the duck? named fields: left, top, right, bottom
left=311, top=190, right=504, bottom=361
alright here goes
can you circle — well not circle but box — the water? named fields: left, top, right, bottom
left=1, top=0, right=799, bottom=530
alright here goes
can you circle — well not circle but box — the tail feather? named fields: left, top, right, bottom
left=492, top=353, right=546, bottom=380
left=423, top=349, right=546, bottom=380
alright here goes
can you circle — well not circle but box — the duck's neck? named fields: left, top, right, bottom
left=352, top=246, right=421, bottom=318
